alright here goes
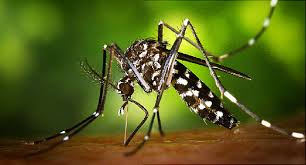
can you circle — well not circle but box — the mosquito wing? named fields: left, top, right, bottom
left=171, top=61, right=239, bottom=129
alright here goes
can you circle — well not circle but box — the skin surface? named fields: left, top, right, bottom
left=0, top=113, right=304, bottom=164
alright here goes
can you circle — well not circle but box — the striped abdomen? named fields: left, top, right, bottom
left=171, top=61, right=238, bottom=129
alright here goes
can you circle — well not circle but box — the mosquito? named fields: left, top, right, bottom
left=30, top=0, right=305, bottom=155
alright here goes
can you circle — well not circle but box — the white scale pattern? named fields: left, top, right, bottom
left=197, top=81, right=202, bottom=88
left=204, top=101, right=212, bottom=107
left=177, top=77, right=188, bottom=85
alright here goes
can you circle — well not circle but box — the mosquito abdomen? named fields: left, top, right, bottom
left=171, top=61, right=238, bottom=129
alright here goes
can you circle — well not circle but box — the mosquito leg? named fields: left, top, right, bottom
left=32, top=113, right=96, bottom=144
left=126, top=19, right=189, bottom=155
left=161, top=19, right=227, bottom=98
left=152, top=21, right=171, bottom=136
left=123, top=99, right=149, bottom=146
left=160, top=21, right=201, bottom=53
left=30, top=45, right=112, bottom=144
left=156, top=19, right=190, bottom=136
left=159, top=0, right=278, bottom=62
left=158, top=21, right=163, bottom=43
left=124, top=111, right=154, bottom=156
left=187, top=21, right=227, bottom=98
left=156, top=110, right=165, bottom=136
left=54, top=44, right=114, bottom=143
left=82, top=55, right=150, bottom=147
left=160, top=21, right=226, bottom=99
left=212, top=0, right=278, bottom=62
left=176, top=51, right=252, bottom=80
left=223, top=90, right=305, bottom=141
left=125, top=88, right=167, bottom=156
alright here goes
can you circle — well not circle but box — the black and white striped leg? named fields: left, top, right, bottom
left=30, top=45, right=113, bottom=145
left=212, top=0, right=278, bottom=62
left=126, top=19, right=190, bottom=155
left=159, top=0, right=278, bottom=62
left=223, top=90, right=305, bottom=141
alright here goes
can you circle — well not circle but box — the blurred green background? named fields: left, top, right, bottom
left=0, top=0, right=304, bottom=139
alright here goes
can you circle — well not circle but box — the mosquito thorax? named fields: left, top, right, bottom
left=119, top=39, right=168, bottom=92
